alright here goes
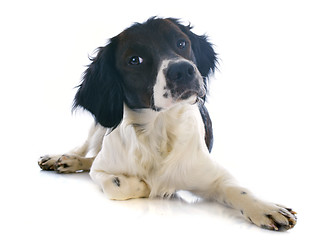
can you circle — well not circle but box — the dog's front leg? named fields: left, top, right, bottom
left=189, top=159, right=297, bottom=231
left=216, top=176, right=297, bottom=231
left=90, top=170, right=150, bottom=200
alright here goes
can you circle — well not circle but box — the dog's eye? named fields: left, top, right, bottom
left=129, top=56, right=143, bottom=65
left=177, top=39, right=187, bottom=49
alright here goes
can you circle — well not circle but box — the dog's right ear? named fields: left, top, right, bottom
left=73, top=37, right=124, bottom=129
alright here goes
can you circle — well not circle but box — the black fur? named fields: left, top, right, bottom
left=73, top=37, right=124, bottom=129
left=73, top=17, right=218, bottom=150
left=198, top=100, right=213, bottom=152
left=170, top=18, right=217, bottom=97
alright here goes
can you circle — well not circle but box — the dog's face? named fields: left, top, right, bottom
left=116, top=19, right=206, bottom=110
left=74, top=18, right=217, bottom=128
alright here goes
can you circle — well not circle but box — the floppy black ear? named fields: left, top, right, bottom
left=170, top=19, right=218, bottom=78
left=73, top=37, right=124, bottom=129
left=188, top=31, right=217, bottom=78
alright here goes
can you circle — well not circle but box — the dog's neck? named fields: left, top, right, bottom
left=121, top=103, right=202, bottom=158
left=123, top=104, right=160, bottom=132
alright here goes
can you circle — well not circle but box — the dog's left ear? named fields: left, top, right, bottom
left=170, top=19, right=218, bottom=78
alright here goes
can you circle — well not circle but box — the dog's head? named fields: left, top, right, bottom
left=74, top=17, right=217, bottom=129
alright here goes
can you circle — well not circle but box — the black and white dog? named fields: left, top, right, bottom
left=39, top=17, right=297, bottom=231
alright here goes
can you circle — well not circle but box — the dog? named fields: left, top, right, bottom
left=39, top=17, right=297, bottom=231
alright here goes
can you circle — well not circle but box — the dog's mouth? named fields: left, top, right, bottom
left=152, top=88, right=204, bottom=111
left=178, top=90, right=198, bottom=100
left=175, top=87, right=206, bottom=103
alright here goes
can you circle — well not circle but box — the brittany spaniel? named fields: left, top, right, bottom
left=39, top=17, right=297, bottom=231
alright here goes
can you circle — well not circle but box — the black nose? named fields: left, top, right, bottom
left=166, top=62, right=195, bottom=82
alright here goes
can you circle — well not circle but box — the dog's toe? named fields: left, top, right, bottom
left=263, top=208, right=297, bottom=231
left=38, top=155, right=58, bottom=170
left=54, top=155, right=81, bottom=173
left=243, top=201, right=297, bottom=231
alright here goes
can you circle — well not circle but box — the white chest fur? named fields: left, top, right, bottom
left=90, top=103, right=209, bottom=196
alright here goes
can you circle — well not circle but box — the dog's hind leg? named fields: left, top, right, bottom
left=38, top=123, right=106, bottom=173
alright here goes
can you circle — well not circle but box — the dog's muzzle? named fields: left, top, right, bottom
left=165, top=60, right=205, bottom=100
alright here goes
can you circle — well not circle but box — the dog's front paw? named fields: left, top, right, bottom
left=242, top=201, right=297, bottom=231
left=38, top=155, right=61, bottom=170
left=54, top=155, right=82, bottom=173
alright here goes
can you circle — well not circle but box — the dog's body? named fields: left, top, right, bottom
left=39, top=18, right=297, bottom=231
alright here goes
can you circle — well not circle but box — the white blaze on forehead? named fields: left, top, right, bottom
left=153, top=60, right=173, bottom=109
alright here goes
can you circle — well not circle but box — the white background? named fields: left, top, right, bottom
left=1, top=0, right=331, bottom=239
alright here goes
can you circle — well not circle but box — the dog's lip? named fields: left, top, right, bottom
left=177, top=90, right=198, bottom=100
left=176, top=88, right=205, bottom=101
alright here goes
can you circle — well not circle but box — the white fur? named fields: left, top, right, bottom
left=87, top=103, right=296, bottom=230
left=90, top=103, right=212, bottom=198
left=40, top=77, right=296, bottom=231
left=40, top=101, right=297, bottom=230
left=153, top=60, right=173, bottom=109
